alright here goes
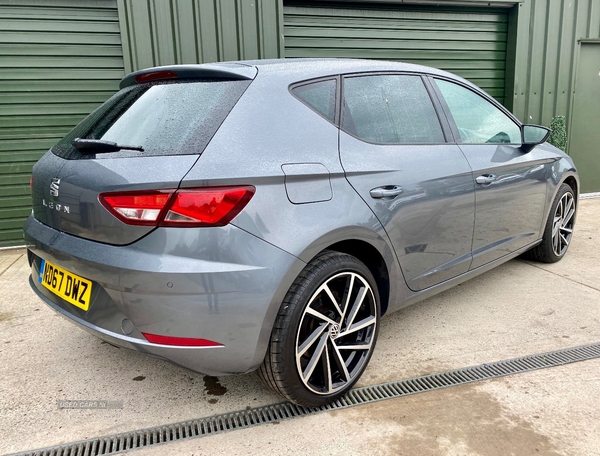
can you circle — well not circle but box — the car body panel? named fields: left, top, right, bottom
left=460, top=144, right=552, bottom=269
left=281, top=163, right=333, bottom=204
left=339, top=133, right=475, bottom=291
left=24, top=215, right=304, bottom=375
left=31, top=154, right=199, bottom=245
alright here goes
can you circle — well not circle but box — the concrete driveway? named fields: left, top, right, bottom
left=1, top=199, right=599, bottom=456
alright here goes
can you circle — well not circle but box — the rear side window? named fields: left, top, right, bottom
left=291, top=79, right=337, bottom=123
left=342, top=74, right=444, bottom=144
left=52, top=79, right=251, bottom=159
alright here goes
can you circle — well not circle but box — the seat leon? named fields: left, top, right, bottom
left=25, top=59, right=578, bottom=407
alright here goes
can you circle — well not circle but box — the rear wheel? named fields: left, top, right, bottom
left=259, top=251, right=380, bottom=407
left=527, top=183, right=576, bottom=263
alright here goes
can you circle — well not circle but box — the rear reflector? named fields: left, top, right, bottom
left=142, top=332, right=223, bottom=347
left=134, top=70, right=178, bottom=84
left=99, top=186, right=254, bottom=227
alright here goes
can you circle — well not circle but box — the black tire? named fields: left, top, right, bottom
left=258, top=251, right=380, bottom=407
left=526, top=183, right=576, bottom=263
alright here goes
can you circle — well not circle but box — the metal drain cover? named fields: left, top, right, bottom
left=10, top=342, right=600, bottom=456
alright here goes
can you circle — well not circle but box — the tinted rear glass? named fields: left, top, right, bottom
left=52, top=79, right=251, bottom=159
left=342, top=75, right=444, bottom=144
left=292, top=79, right=337, bottom=123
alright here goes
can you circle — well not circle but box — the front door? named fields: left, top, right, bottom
left=339, top=74, right=475, bottom=292
left=433, top=78, right=550, bottom=269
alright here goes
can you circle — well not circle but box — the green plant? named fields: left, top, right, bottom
left=548, top=115, right=567, bottom=151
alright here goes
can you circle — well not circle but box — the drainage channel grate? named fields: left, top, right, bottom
left=12, top=342, right=600, bottom=456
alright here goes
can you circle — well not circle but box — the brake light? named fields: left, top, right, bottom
left=29, top=176, right=33, bottom=194
left=99, top=186, right=254, bottom=227
left=100, top=191, right=173, bottom=226
left=134, top=70, right=178, bottom=84
left=142, top=332, right=223, bottom=347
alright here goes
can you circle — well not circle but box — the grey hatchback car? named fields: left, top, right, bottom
left=25, top=59, right=578, bottom=406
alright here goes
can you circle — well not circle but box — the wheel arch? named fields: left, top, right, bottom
left=294, top=226, right=404, bottom=318
left=541, top=163, right=579, bottom=232
left=562, top=174, right=579, bottom=199
left=251, top=226, right=405, bottom=371
left=550, top=171, right=580, bottom=221
left=323, top=239, right=391, bottom=316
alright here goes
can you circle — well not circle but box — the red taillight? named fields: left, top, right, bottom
left=100, top=191, right=173, bottom=226
left=29, top=176, right=33, bottom=195
left=99, top=186, right=254, bottom=227
left=142, top=332, right=223, bottom=347
left=162, top=187, right=255, bottom=227
left=134, top=70, right=178, bottom=84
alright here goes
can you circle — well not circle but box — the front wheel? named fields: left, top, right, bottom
left=258, top=251, right=380, bottom=407
left=527, top=183, right=576, bottom=263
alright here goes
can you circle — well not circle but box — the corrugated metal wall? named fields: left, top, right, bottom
left=283, top=2, right=509, bottom=103
left=0, top=0, right=125, bottom=247
left=511, top=0, right=600, bottom=127
left=116, top=0, right=283, bottom=73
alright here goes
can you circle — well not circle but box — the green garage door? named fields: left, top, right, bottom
left=283, top=2, right=508, bottom=103
left=0, top=0, right=125, bottom=247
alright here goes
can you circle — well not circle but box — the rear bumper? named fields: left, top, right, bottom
left=24, top=215, right=302, bottom=376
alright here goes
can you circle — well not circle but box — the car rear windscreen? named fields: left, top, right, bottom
left=51, top=79, right=251, bottom=159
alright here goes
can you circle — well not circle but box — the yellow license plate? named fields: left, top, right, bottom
left=39, top=259, right=92, bottom=311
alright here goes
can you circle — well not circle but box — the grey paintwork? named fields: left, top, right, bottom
left=25, top=59, right=578, bottom=376
left=25, top=215, right=303, bottom=375
left=340, top=137, right=475, bottom=292
left=31, top=153, right=199, bottom=245
left=282, top=163, right=333, bottom=204
left=460, top=144, right=551, bottom=269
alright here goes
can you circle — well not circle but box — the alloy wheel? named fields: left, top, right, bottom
left=295, top=271, right=377, bottom=395
left=552, top=191, right=575, bottom=257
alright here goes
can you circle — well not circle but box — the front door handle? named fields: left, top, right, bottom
left=369, top=185, right=404, bottom=199
left=475, top=174, right=497, bottom=185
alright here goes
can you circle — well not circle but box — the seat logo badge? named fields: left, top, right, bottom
left=44, top=178, right=70, bottom=213
left=50, top=178, right=60, bottom=197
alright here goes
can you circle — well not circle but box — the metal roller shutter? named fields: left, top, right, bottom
left=0, top=0, right=124, bottom=247
left=283, top=2, right=508, bottom=102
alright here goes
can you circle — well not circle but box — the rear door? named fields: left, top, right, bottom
left=431, top=77, right=550, bottom=269
left=339, top=73, right=475, bottom=291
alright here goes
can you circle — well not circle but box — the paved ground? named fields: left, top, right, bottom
left=0, top=199, right=598, bottom=456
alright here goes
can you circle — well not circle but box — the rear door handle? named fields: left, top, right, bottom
left=369, top=185, right=404, bottom=199
left=475, top=174, right=497, bottom=185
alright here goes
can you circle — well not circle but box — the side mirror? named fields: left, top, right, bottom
left=520, top=125, right=551, bottom=152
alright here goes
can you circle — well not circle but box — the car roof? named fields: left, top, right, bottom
left=239, top=58, right=467, bottom=82
left=122, top=58, right=472, bottom=89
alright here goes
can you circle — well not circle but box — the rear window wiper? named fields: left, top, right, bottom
left=72, top=138, right=144, bottom=154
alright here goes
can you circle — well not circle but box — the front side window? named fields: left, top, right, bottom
left=435, top=79, right=521, bottom=144
left=342, top=74, right=445, bottom=144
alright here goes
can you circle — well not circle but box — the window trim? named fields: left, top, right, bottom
left=339, top=71, right=451, bottom=146
left=429, top=75, right=523, bottom=146
left=289, top=76, right=341, bottom=126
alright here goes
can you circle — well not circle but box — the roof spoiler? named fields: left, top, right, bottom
left=119, top=63, right=257, bottom=89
